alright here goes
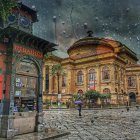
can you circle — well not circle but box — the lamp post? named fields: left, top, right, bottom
left=53, top=16, right=57, bottom=44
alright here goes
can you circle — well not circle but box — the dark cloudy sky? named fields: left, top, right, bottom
left=22, top=0, right=140, bottom=57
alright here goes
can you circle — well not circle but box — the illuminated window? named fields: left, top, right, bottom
left=102, top=66, right=110, bottom=80
left=77, top=71, right=83, bottom=84
left=88, top=69, right=96, bottom=82
left=128, top=77, right=135, bottom=87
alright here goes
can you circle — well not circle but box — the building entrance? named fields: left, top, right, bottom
left=14, top=59, right=38, bottom=112
left=129, top=92, right=136, bottom=103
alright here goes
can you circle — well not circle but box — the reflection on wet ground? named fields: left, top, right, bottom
left=44, top=107, right=140, bottom=140
left=1, top=107, right=140, bottom=140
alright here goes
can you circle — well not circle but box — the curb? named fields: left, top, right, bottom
left=6, top=129, right=71, bottom=140
left=41, top=131, right=70, bottom=140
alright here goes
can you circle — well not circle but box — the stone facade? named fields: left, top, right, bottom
left=43, top=36, right=140, bottom=105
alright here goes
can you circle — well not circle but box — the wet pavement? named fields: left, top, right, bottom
left=1, top=107, right=140, bottom=140
left=44, top=107, right=140, bottom=140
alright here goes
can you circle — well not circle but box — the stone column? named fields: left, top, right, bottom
left=110, top=64, right=115, bottom=93
left=83, top=68, right=87, bottom=92
left=136, top=74, right=140, bottom=103
left=124, top=70, right=128, bottom=93
left=96, top=64, right=101, bottom=92
left=49, top=65, right=53, bottom=94
left=67, top=66, right=72, bottom=94
left=136, top=74, right=139, bottom=93
left=42, top=65, right=46, bottom=92
left=36, top=73, right=45, bottom=132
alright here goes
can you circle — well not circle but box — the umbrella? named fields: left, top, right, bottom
left=74, top=100, right=82, bottom=104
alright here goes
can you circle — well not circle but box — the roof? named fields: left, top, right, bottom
left=67, top=36, right=138, bottom=61
left=0, top=27, right=57, bottom=54
left=67, top=37, right=114, bottom=54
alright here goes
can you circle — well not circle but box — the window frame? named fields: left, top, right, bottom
left=77, top=71, right=84, bottom=84
left=102, top=66, right=110, bottom=80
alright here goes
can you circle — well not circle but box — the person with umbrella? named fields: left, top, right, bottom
left=75, top=93, right=82, bottom=117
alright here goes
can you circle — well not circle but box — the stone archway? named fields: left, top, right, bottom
left=129, top=92, right=136, bottom=103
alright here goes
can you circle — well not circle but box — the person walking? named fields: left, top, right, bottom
left=66, top=100, right=70, bottom=109
left=78, top=103, right=82, bottom=116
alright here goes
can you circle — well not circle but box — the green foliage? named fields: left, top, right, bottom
left=100, top=93, right=111, bottom=99
left=52, top=63, right=64, bottom=76
left=84, top=90, right=111, bottom=100
left=84, top=90, right=100, bottom=100
left=0, top=0, right=18, bottom=21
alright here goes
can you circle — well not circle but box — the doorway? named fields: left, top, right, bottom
left=129, top=92, right=136, bottom=103
left=14, top=59, right=38, bottom=112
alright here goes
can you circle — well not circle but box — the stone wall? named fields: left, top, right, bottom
left=13, top=112, right=37, bottom=135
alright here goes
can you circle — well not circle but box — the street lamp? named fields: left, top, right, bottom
left=53, top=16, right=57, bottom=44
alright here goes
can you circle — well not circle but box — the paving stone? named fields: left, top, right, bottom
left=44, top=108, right=140, bottom=140
left=2, top=108, right=140, bottom=140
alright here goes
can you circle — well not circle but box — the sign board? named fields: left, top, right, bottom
left=15, top=91, right=21, bottom=96
left=14, top=45, right=43, bottom=59
left=89, top=80, right=95, bottom=90
left=58, top=94, right=61, bottom=99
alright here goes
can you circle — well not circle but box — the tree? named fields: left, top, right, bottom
left=99, top=93, right=111, bottom=107
left=84, top=90, right=100, bottom=108
left=84, top=90, right=100, bottom=100
left=0, top=0, right=18, bottom=21
left=52, top=64, right=64, bottom=95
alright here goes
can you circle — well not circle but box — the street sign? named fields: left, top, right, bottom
left=58, top=94, right=61, bottom=99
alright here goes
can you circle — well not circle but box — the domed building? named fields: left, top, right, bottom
left=43, top=32, right=140, bottom=106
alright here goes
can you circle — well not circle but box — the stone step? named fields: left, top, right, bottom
left=0, top=128, right=70, bottom=140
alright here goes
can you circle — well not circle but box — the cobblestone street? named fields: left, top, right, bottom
left=44, top=107, right=140, bottom=140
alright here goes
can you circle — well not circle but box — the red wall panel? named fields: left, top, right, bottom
left=0, top=75, right=4, bottom=100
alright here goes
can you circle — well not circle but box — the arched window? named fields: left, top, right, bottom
left=62, top=75, right=66, bottom=87
left=102, top=66, right=110, bottom=80
left=77, top=71, right=83, bottom=84
left=88, top=69, right=96, bottom=82
left=103, top=88, right=110, bottom=94
left=128, top=77, right=135, bottom=87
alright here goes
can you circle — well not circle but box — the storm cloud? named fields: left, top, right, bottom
left=22, top=0, right=140, bottom=59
